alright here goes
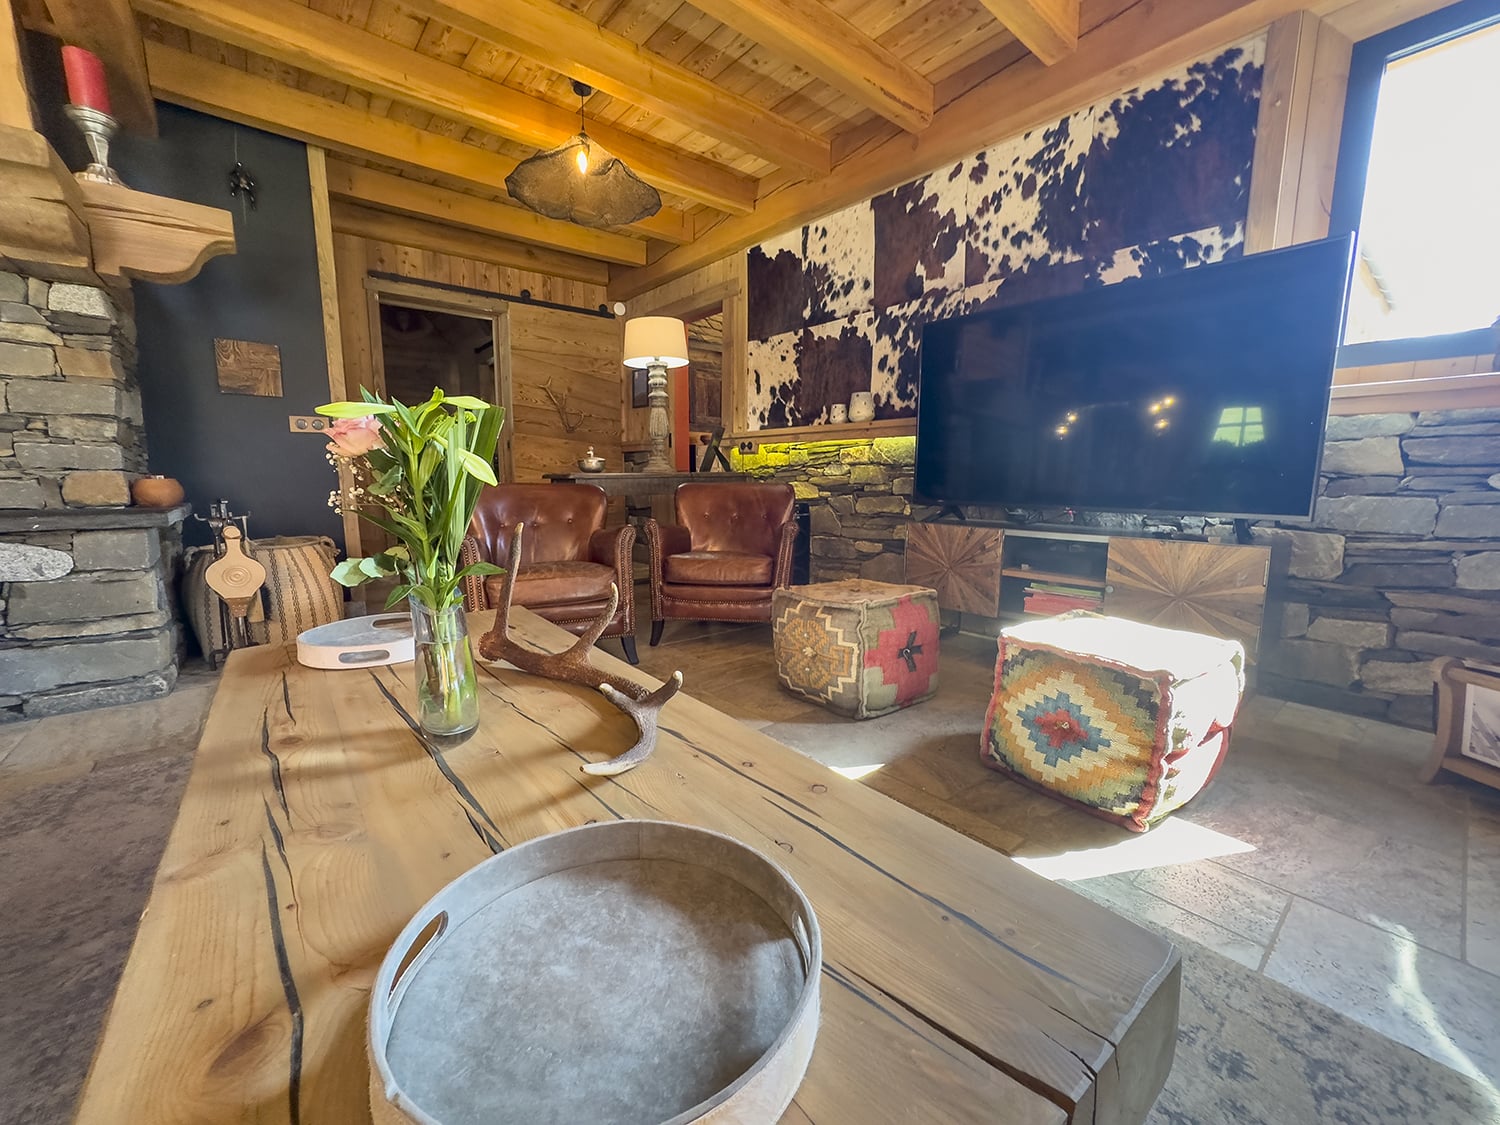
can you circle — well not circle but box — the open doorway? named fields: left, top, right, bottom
left=351, top=298, right=511, bottom=608
left=377, top=304, right=498, bottom=421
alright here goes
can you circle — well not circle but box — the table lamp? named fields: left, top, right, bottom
left=623, top=316, right=689, bottom=471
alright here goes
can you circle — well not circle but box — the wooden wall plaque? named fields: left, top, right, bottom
left=214, top=337, right=283, bottom=397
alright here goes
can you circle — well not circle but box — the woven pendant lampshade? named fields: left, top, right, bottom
left=504, top=81, right=662, bottom=229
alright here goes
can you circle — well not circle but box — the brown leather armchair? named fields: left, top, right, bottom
left=646, top=482, right=797, bottom=645
left=460, top=483, right=638, bottom=663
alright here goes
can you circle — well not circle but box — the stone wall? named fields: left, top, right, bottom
left=1254, top=408, right=1500, bottom=729
left=0, top=272, right=145, bottom=508
left=731, top=437, right=932, bottom=583
left=0, top=514, right=184, bottom=718
left=0, top=269, right=182, bottom=720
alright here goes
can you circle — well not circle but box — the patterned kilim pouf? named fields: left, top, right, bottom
left=982, top=611, right=1245, bottom=832
left=772, top=580, right=940, bottom=719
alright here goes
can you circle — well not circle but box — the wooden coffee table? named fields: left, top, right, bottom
left=74, top=608, right=1180, bottom=1124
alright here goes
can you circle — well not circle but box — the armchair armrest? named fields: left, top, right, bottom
left=590, top=523, right=637, bottom=635
left=459, top=534, right=488, bottom=612
left=645, top=519, right=691, bottom=624
left=588, top=524, right=635, bottom=569
left=771, top=518, right=799, bottom=588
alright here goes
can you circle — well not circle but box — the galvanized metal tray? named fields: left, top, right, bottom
left=369, top=819, right=821, bottom=1125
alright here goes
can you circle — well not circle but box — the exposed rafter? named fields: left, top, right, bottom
left=329, top=201, right=610, bottom=287
left=324, top=160, right=647, bottom=266
left=44, top=0, right=156, bottom=133
left=405, top=0, right=832, bottom=178
left=690, top=0, right=933, bottom=133
left=974, top=0, right=1079, bottom=66
left=141, top=43, right=692, bottom=246
left=132, top=0, right=756, bottom=215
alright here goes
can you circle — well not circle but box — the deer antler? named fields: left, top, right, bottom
left=476, top=522, right=683, bottom=775
left=541, top=376, right=583, bottom=433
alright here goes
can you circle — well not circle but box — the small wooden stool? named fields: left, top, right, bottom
left=772, top=579, right=940, bottom=719
left=983, top=611, right=1245, bottom=832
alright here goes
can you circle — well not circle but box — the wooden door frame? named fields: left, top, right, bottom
left=354, top=277, right=515, bottom=563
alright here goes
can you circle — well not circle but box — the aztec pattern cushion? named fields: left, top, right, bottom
left=773, top=580, right=940, bottom=719
left=982, top=611, right=1245, bottom=832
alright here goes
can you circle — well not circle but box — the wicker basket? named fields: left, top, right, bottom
left=369, top=820, right=821, bottom=1124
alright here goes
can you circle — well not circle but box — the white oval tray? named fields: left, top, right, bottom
left=296, top=615, right=413, bottom=669
left=369, top=819, right=821, bottom=1125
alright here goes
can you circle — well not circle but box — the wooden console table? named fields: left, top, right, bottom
left=75, top=608, right=1180, bottom=1124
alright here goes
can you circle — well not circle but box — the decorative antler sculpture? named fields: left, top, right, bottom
left=477, top=523, right=682, bottom=776
left=541, top=376, right=584, bottom=433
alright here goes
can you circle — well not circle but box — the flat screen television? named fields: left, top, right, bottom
left=914, top=234, right=1356, bottom=520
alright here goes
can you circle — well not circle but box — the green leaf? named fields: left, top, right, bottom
left=455, top=561, right=507, bottom=581
left=331, top=557, right=374, bottom=587
left=317, top=401, right=397, bottom=418
left=384, top=584, right=415, bottom=609
left=443, top=395, right=494, bottom=411
left=456, top=448, right=498, bottom=485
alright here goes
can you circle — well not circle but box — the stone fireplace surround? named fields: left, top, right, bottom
left=0, top=270, right=183, bottom=719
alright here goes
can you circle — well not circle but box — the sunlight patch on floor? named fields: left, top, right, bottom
left=1012, top=817, right=1256, bottom=881
left=830, top=763, right=884, bottom=781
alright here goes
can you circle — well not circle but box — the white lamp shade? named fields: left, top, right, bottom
left=623, top=315, right=690, bottom=369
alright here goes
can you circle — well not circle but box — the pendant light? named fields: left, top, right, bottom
left=504, top=81, right=662, bottom=229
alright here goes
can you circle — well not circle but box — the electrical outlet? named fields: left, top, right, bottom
left=738, top=441, right=756, bottom=454
left=288, top=415, right=329, bottom=433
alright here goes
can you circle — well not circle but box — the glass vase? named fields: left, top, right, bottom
left=409, top=596, right=479, bottom=747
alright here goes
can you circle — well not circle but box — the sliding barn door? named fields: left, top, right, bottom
left=505, top=304, right=623, bottom=481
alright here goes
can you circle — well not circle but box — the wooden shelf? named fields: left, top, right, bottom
left=1001, top=567, right=1107, bottom=589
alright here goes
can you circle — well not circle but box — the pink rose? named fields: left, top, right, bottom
left=327, top=414, right=383, bottom=457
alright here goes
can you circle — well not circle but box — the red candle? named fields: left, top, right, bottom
left=61, top=46, right=112, bottom=115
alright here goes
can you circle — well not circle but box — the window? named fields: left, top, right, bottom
left=1332, top=0, right=1500, bottom=364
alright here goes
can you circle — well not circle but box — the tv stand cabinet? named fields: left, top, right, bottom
left=903, top=520, right=1272, bottom=659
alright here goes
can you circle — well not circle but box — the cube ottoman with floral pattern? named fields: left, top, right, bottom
left=982, top=611, right=1245, bottom=832
left=772, top=580, right=940, bottom=719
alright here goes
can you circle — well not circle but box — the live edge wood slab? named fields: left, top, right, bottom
left=74, top=608, right=1180, bottom=1125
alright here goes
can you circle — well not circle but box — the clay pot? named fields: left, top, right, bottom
left=848, top=391, right=876, bottom=423
left=131, top=475, right=185, bottom=508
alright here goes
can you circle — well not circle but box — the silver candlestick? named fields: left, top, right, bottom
left=63, top=104, right=125, bottom=185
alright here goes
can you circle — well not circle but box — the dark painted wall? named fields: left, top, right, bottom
left=113, top=104, right=342, bottom=550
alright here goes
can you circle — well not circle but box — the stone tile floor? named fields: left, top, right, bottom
left=5, top=613, right=1500, bottom=1105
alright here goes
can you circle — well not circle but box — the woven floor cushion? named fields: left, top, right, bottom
left=982, top=611, right=1245, bottom=832
left=772, top=580, right=940, bottom=719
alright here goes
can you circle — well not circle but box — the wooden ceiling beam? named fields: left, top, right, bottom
left=608, top=0, right=1325, bottom=300
left=329, top=201, right=609, bottom=286
left=43, top=0, right=156, bottom=133
left=974, top=0, right=1079, bottom=65
left=689, top=0, right=933, bottom=133
left=406, top=0, right=832, bottom=178
left=141, top=43, right=692, bottom=246
left=324, top=160, right=647, bottom=267
left=132, top=0, right=756, bottom=215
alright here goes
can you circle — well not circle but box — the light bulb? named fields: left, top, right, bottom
left=576, top=143, right=589, bottom=174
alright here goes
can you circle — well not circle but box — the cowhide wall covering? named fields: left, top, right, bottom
left=744, top=37, right=1267, bottom=431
